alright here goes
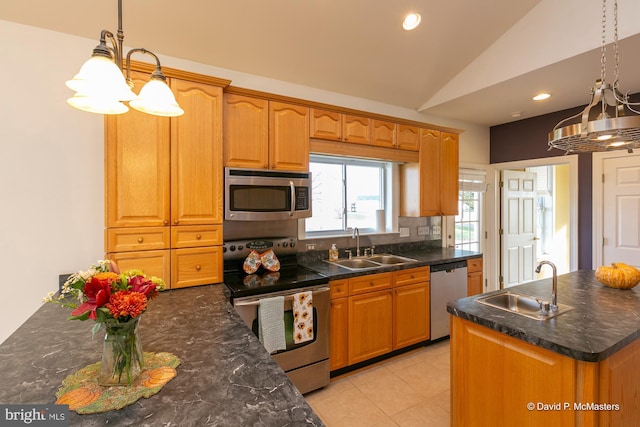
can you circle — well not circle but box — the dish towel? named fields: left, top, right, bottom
left=258, top=296, right=286, bottom=354
left=293, top=291, right=314, bottom=344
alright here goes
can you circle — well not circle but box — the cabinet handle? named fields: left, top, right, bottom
left=369, top=282, right=374, bottom=287
left=137, top=237, right=144, bottom=243
left=174, top=220, right=179, bottom=225
left=195, top=265, right=201, bottom=271
left=264, top=164, right=268, bottom=169
left=163, top=220, right=169, bottom=225
left=196, top=234, right=201, bottom=240
left=410, top=274, right=415, bottom=279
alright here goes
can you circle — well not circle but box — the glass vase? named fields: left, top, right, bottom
left=98, top=317, right=144, bottom=386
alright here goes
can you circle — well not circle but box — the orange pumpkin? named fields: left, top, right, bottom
left=595, top=263, right=640, bottom=289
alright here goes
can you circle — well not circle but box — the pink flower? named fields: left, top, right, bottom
left=129, top=275, right=159, bottom=300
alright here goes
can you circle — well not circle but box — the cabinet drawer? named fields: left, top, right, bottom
left=467, top=257, right=483, bottom=273
left=106, top=227, right=169, bottom=253
left=330, top=279, right=349, bottom=299
left=171, top=225, right=222, bottom=248
left=349, top=272, right=392, bottom=295
left=394, top=267, right=430, bottom=287
left=171, top=247, right=223, bottom=288
left=106, top=249, right=170, bottom=285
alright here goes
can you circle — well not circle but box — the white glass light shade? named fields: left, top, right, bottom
left=67, top=93, right=129, bottom=114
left=129, top=78, right=184, bottom=117
left=66, top=55, right=136, bottom=101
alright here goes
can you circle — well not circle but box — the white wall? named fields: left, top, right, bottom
left=0, top=19, right=490, bottom=344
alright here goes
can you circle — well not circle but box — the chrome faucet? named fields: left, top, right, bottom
left=352, top=227, right=360, bottom=257
left=535, top=260, right=558, bottom=311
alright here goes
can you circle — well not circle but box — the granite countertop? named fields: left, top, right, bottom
left=0, top=284, right=323, bottom=426
left=299, top=246, right=482, bottom=281
left=447, top=270, right=640, bottom=362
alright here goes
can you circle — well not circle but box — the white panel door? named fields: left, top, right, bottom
left=603, top=156, right=640, bottom=268
left=501, top=170, right=537, bottom=287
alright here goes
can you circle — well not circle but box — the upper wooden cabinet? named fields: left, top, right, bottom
left=342, top=114, right=371, bottom=144
left=371, top=119, right=396, bottom=148
left=223, top=94, right=309, bottom=171
left=171, top=79, right=224, bottom=226
left=310, top=108, right=341, bottom=141
left=400, top=129, right=459, bottom=217
left=396, top=125, right=420, bottom=151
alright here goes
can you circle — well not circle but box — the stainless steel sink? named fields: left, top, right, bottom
left=325, top=253, right=417, bottom=271
left=475, top=291, right=573, bottom=320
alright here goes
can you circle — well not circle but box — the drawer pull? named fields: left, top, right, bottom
left=196, top=234, right=202, bottom=240
left=369, top=282, right=374, bottom=287
left=137, top=237, right=144, bottom=243
left=163, top=220, right=169, bottom=225
left=410, top=274, right=415, bottom=279
left=174, top=220, right=179, bottom=225
left=195, top=265, right=201, bottom=271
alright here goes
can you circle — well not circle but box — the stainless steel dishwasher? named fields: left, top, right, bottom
left=430, top=260, right=468, bottom=340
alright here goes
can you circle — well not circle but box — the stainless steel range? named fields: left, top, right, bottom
left=224, top=237, right=330, bottom=394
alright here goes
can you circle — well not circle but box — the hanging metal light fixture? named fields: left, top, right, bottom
left=66, top=0, right=183, bottom=117
left=548, top=0, right=640, bottom=154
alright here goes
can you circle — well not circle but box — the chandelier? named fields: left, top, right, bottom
left=65, top=0, right=183, bottom=117
left=548, top=0, right=640, bottom=153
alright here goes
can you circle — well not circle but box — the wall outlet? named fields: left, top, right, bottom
left=399, top=227, right=410, bottom=237
left=432, top=225, right=441, bottom=236
left=417, top=226, right=429, bottom=236
left=306, top=244, right=316, bottom=250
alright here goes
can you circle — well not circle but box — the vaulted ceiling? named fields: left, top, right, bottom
left=2, top=0, right=640, bottom=126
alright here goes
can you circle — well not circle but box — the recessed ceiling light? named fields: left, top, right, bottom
left=533, top=93, right=551, bottom=101
left=403, top=13, right=421, bottom=30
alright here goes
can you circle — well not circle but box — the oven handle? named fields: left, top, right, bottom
left=234, top=287, right=330, bottom=307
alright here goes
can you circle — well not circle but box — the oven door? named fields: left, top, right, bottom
left=233, top=285, right=330, bottom=372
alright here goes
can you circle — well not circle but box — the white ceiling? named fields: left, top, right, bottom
left=3, top=0, right=640, bottom=127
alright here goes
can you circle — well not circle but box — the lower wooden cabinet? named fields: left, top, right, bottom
left=329, top=267, right=430, bottom=371
left=467, top=257, right=483, bottom=296
left=171, top=247, right=223, bottom=289
left=108, top=249, right=171, bottom=283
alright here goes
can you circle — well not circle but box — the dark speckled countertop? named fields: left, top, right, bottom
left=0, top=284, right=323, bottom=426
left=447, top=270, right=640, bottom=362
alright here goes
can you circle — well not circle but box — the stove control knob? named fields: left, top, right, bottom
left=230, top=245, right=236, bottom=251
left=283, top=242, right=288, bottom=247
left=223, top=246, right=227, bottom=253
left=238, top=245, right=243, bottom=251
left=290, top=242, right=296, bottom=248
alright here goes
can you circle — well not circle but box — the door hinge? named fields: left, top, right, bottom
left=602, top=173, right=605, bottom=183
left=499, top=228, right=503, bottom=235
left=499, top=180, right=504, bottom=188
left=499, top=276, right=504, bottom=287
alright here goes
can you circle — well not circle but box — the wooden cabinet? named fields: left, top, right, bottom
left=400, top=129, right=459, bottom=217
left=349, top=288, right=393, bottom=365
left=467, top=257, right=483, bottom=296
left=105, top=72, right=224, bottom=289
left=393, top=267, right=430, bottom=349
left=310, top=108, right=341, bottom=141
left=329, top=279, right=349, bottom=371
left=342, top=114, right=371, bottom=144
left=223, top=94, right=309, bottom=171
left=397, top=125, right=420, bottom=151
left=371, top=119, right=396, bottom=148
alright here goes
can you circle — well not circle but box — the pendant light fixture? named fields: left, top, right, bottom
left=548, top=0, right=640, bottom=153
left=66, top=0, right=183, bottom=117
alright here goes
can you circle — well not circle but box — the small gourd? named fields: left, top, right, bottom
left=595, top=263, right=640, bottom=289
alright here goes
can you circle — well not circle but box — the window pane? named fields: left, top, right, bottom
left=307, top=163, right=344, bottom=232
left=346, top=164, right=382, bottom=230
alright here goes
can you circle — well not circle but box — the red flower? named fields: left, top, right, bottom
left=129, top=275, right=159, bottom=300
left=106, top=291, right=148, bottom=320
left=71, top=277, right=112, bottom=320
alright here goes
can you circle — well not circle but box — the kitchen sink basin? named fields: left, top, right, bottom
left=475, top=291, right=573, bottom=320
left=325, top=254, right=417, bottom=271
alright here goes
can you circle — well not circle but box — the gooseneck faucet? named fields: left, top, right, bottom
left=535, top=260, right=558, bottom=310
left=352, top=227, right=360, bottom=257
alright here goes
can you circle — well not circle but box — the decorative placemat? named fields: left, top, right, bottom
left=56, top=352, right=180, bottom=414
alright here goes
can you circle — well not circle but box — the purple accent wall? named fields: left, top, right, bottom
left=490, top=105, right=593, bottom=270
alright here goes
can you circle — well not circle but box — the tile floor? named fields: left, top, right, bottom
left=305, top=340, right=451, bottom=427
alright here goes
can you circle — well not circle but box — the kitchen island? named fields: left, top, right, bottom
left=448, top=270, right=640, bottom=426
left=0, top=284, right=323, bottom=426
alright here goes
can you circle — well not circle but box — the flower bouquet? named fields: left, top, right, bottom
left=45, top=260, right=165, bottom=386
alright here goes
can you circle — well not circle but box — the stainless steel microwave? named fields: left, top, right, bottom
left=224, top=168, right=312, bottom=221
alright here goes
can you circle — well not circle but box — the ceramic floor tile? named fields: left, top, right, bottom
left=304, top=377, right=354, bottom=406
left=394, top=358, right=450, bottom=399
left=354, top=373, right=424, bottom=416
left=311, top=386, right=389, bottom=427
left=392, top=400, right=450, bottom=427
left=343, top=364, right=394, bottom=387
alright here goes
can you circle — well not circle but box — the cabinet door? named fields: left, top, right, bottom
left=393, top=282, right=430, bottom=349
left=348, top=290, right=393, bottom=365
left=419, top=128, right=441, bottom=216
left=269, top=101, right=309, bottom=171
left=440, top=132, right=459, bottom=215
left=107, top=249, right=171, bottom=287
left=371, top=120, right=396, bottom=148
left=105, top=71, right=170, bottom=228
left=330, top=297, right=349, bottom=371
left=310, top=109, right=341, bottom=141
left=171, top=79, right=223, bottom=226
left=342, top=115, right=370, bottom=144
left=467, top=272, right=483, bottom=296
left=223, top=94, right=269, bottom=169
left=397, top=125, right=420, bottom=151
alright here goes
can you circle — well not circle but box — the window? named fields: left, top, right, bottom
left=454, top=170, right=486, bottom=252
left=306, top=156, right=387, bottom=234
